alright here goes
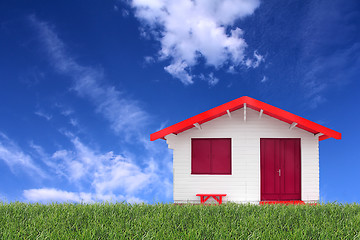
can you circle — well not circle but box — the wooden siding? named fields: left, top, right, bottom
left=165, top=108, right=319, bottom=203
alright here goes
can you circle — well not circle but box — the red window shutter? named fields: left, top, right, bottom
left=192, top=138, right=231, bottom=175
left=191, top=139, right=211, bottom=174
left=211, top=139, right=231, bottom=174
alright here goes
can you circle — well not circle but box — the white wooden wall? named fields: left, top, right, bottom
left=165, top=108, right=319, bottom=204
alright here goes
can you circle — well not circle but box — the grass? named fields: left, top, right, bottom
left=0, top=202, right=359, bottom=239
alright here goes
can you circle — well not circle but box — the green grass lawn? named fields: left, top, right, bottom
left=1, top=202, right=359, bottom=239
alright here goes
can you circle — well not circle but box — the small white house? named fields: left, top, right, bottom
left=150, top=96, right=341, bottom=204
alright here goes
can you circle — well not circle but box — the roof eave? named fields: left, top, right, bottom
left=150, top=96, right=341, bottom=141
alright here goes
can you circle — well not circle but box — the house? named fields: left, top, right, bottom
left=150, top=96, right=341, bottom=204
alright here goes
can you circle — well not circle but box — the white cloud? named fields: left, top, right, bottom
left=199, top=73, right=219, bottom=86
left=245, top=51, right=264, bottom=68
left=93, top=157, right=154, bottom=194
left=23, top=188, right=145, bottom=203
left=0, top=133, right=47, bottom=178
left=126, top=196, right=146, bottom=204
left=30, top=133, right=167, bottom=201
left=24, top=188, right=85, bottom=202
left=130, top=0, right=262, bottom=84
left=164, top=61, right=193, bottom=85
left=144, top=56, right=155, bottom=64
left=68, top=136, right=158, bottom=195
left=29, top=15, right=148, bottom=139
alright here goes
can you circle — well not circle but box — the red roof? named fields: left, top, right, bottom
left=150, top=96, right=341, bottom=141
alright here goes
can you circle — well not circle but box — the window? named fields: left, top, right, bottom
left=191, top=138, right=231, bottom=174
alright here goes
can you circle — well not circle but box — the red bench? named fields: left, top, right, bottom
left=196, top=194, right=227, bottom=205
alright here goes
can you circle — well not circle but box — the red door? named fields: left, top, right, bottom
left=261, top=138, right=301, bottom=201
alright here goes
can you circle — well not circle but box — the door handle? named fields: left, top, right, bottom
left=277, top=169, right=281, bottom=176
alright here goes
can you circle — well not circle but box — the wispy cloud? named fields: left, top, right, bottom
left=261, top=75, right=268, bottom=83
left=302, top=43, right=360, bottom=109
left=0, top=193, right=6, bottom=201
left=29, top=15, right=148, bottom=138
left=130, top=0, right=262, bottom=84
left=34, top=110, right=52, bottom=121
left=0, top=132, right=47, bottom=178
left=19, top=66, right=45, bottom=87
left=69, top=118, right=78, bottom=127
left=27, top=15, right=173, bottom=203
left=299, top=0, right=360, bottom=108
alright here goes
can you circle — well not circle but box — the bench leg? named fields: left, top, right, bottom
left=204, top=196, right=211, bottom=203
left=212, top=196, right=222, bottom=205
left=198, top=195, right=225, bottom=205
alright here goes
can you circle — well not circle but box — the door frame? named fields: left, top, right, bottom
left=260, top=138, right=302, bottom=201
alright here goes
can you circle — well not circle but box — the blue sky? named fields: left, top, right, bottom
left=0, top=0, right=359, bottom=204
